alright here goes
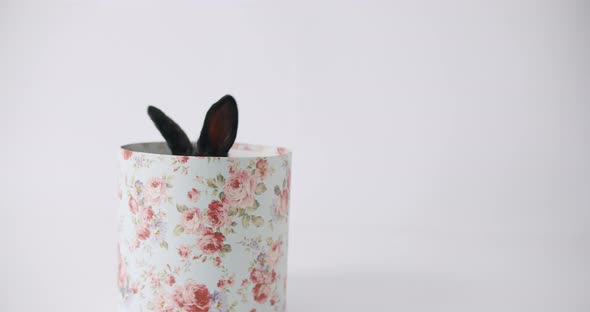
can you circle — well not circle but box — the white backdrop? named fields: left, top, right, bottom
left=1, top=1, right=589, bottom=311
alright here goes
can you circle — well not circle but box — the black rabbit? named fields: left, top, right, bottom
left=147, top=95, right=238, bottom=157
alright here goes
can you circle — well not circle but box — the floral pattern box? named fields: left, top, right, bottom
left=117, top=143, right=291, bottom=312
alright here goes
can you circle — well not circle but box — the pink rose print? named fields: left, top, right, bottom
left=182, top=208, right=204, bottom=234
left=153, top=290, right=175, bottom=312
left=268, top=270, right=277, bottom=284
left=255, top=159, right=269, bottom=180
left=197, top=227, right=225, bottom=255
left=267, top=241, right=282, bottom=267
left=140, top=205, right=154, bottom=223
left=217, top=277, right=234, bottom=291
left=130, top=283, right=138, bottom=294
left=207, top=200, right=229, bottom=228
left=177, top=156, right=189, bottom=164
left=136, top=223, right=151, bottom=240
left=117, top=250, right=127, bottom=289
left=274, top=188, right=289, bottom=217
left=250, top=269, right=265, bottom=284
left=178, top=245, right=190, bottom=258
left=128, top=196, right=139, bottom=214
left=187, top=188, right=200, bottom=203
left=277, top=147, right=288, bottom=155
left=223, top=170, right=256, bottom=208
left=146, top=177, right=168, bottom=204
left=174, top=280, right=211, bottom=312
left=253, top=283, right=271, bottom=303
left=133, top=204, right=154, bottom=241
left=248, top=242, right=283, bottom=306
left=284, top=275, right=288, bottom=292
left=172, top=288, right=184, bottom=308
left=122, top=149, right=133, bottom=160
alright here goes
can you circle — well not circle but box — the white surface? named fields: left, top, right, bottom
left=1, top=1, right=589, bottom=311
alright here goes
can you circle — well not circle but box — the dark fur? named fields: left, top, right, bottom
left=147, top=95, right=238, bottom=157
left=195, top=95, right=238, bottom=157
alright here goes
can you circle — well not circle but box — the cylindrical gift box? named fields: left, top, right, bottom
left=117, top=142, right=291, bottom=312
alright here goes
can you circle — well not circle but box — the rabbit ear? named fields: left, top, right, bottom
left=195, top=95, right=238, bottom=157
left=147, top=106, right=193, bottom=155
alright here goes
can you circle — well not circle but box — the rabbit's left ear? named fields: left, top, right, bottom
left=195, top=95, right=239, bottom=157
left=147, top=106, right=194, bottom=156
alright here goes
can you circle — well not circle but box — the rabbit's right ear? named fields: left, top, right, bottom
left=147, top=106, right=193, bottom=155
left=195, top=95, right=238, bottom=157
